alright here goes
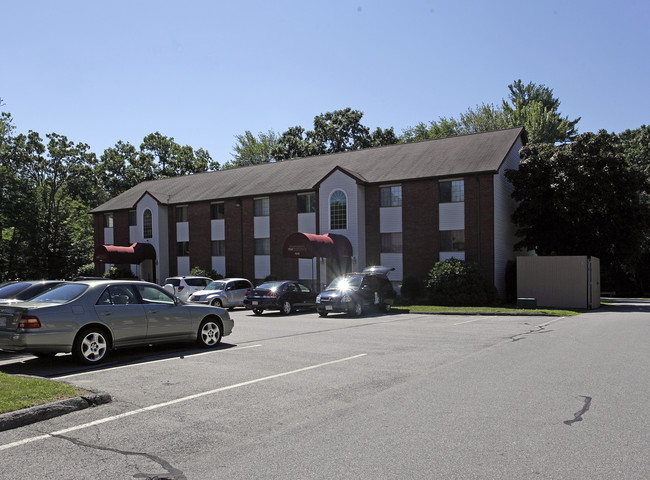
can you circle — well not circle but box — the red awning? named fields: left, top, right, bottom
left=282, top=233, right=353, bottom=259
left=94, top=243, right=156, bottom=264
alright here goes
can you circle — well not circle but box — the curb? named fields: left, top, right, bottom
left=0, top=388, right=112, bottom=432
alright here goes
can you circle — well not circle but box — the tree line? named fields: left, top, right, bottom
left=1, top=81, right=649, bottom=294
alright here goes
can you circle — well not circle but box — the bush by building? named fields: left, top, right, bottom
left=425, top=258, right=500, bottom=306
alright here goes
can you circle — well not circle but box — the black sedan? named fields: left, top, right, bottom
left=243, top=281, right=317, bottom=315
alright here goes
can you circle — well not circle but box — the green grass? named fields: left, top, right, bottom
left=393, top=305, right=583, bottom=316
left=0, top=372, right=87, bottom=414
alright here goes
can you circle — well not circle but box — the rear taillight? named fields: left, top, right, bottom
left=266, top=290, right=276, bottom=297
left=19, top=315, right=42, bottom=329
left=178, top=286, right=184, bottom=291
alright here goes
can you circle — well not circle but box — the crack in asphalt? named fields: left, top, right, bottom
left=564, top=395, right=592, bottom=425
left=510, top=324, right=552, bottom=342
left=54, top=434, right=186, bottom=480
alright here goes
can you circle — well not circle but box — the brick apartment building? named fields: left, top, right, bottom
left=91, top=127, right=526, bottom=296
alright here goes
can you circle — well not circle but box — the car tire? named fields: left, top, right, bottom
left=72, top=326, right=110, bottom=365
left=382, top=303, right=391, bottom=313
left=253, top=308, right=264, bottom=315
left=351, top=302, right=363, bottom=316
left=282, top=300, right=293, bottom=315
left=197, top=317, right=222, bottom=347
left=318, top=311, right=328, bottom=317
left=211, top=298, right=223, bottom=308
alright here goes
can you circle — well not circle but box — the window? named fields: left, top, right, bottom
left=255, top=238, right=270, bottom=255
left=254, top=197, right=269, bottom=217
left=440, top=230, right=465, bottom=251
left=103, top=213, right=113, bottom=228
left=128, top=210, right=137, bottom=226
left=211, top=202, right=225, bottom=220
left=297, top=193, right=316, bottom=213
left=136, top=285, right=175, bottom=305
left=143, top=210, right=152, bottom=238
left=177, top=241, right=190, bottom=257
left=176, top=205, right=188, bottom=223
left=211, top=240, right=226, bottom=256
left=330, top=190, right=347, bottom=230
left=439, top=180, right=464, bottom=203
left=381, top=233, right=403, bottom=253
left=380, top=185, right=402, bottom=207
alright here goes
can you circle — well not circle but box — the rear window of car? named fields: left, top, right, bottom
left=28, top=284, right=88, bottom=303
left=14, top=283, right=62, bottom=300
left=165, top=278, right=181, bottom=287
left=185, top=278, right=211, bottom=287
left=0, top=282, right=32, bottom=298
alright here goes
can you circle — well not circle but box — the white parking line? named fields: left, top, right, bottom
left=53, top=344, right=263, bottom=380
left=0, top=353, right=367, bottom=452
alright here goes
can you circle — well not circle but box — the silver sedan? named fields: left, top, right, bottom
left=0, top=280, right=233, bottom=365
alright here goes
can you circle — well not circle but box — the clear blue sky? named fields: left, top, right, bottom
left=3, top=0, right=648, bottom=166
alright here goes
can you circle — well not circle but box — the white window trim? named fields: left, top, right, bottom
left=328, top=189, right=348, bottom=231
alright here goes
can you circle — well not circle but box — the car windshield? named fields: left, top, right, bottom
left=205, top=281, right=226, bottom=291
left=28, top=284, right=88, bottom=304
left=325, top=275, right=363, bottom=291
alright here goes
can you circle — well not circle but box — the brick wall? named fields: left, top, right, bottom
left=403, top=180, right=438, bottom=282
left=270, top=193, right=299, bottom=280
left=189, top=201, right=211, bottom=271
left=464, top=174, right=495, bottom=282
left=225, top=199, right=244, bottom=278
left=113, top=210, right=130, bottom=246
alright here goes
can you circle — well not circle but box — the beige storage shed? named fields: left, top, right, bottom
left=517, top=256, right=600, bottom=309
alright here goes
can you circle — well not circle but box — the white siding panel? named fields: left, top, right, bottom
left=254, top=216, right=270, bottom=238
left=379, top=253, right=403, bottom=281
left=129, top=226, right=138, bottom=243
left=380, top=207, right=402, bottom=233
left=177, top=256, right=190, bottom=276
left=298, top=213, right=316, bottom=233
left=211, top=256, right=226, bottom=277
left=299, top=258, right=317, bottom=280
left=176, top=222, right=189, bottom=242
left=103, top=228, right=114, bottom=245
left=211, top=219, right=225, bottom=240
left=493, top=137, right=524, bottom=296
left=440, top=251, right=465, bottom=261
left=439, top=203, right=465, bottom=230
left=254, top=255, right=271, bottom=280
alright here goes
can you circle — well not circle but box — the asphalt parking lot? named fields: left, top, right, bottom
left=1, top=304, right=649, bottom=479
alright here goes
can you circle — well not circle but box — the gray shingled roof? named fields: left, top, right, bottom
left=91, top=127, right=524, bottom=213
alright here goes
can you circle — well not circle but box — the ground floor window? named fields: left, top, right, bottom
left=255, top=238, right=270, bottom=255
left=211, top=240, right=225, bottom=256
left=381, top=232, right=403, bottom=253
left=440, top=230, right=465, bottom=251
left=177, top=241, right=190, bottom=257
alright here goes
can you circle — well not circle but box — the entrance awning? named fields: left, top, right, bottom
left=94, top=242, right=156, bottom=264
left=282, top=233, right=353, bottom=259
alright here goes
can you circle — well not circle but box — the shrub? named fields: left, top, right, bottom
left=190, top=266, right=223, bottom=280
left=425, top=258, right=500, bottom=306
left=75, top=263, right=96, bottom=277
left=400, top=276, right=423, bottom=304
left=103, top=266, right=138, bottom=280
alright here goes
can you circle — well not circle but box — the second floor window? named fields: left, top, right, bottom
left=330, top=190, right=347, bottom=230
left=103, top=213, right=113, bottom=228
left=177, top=241, right=190, bottom=257
left=143, top=210, right=152, bottom=238
left=128, top=210, right=137, bottom=226
left=211, top=202, right=225, bottom=220
left=439, top=180, right=464, bottom=203
left=254, top=197, right=269, bottom=217
left=380, top=185, right=402, bottom=207
left=176, top=205, right=188, bottom=222
left=297, top=193, right=316, bottom=213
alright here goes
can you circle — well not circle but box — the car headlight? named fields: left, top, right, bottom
left=342, top=295, right=352, bottom=303
left=316, top=295, right=321, bottom=302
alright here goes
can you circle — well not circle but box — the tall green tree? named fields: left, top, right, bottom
left=271, top=108, right=398, bottom=161
left=140, top=132, right=219, bottom=178
left=227, top=129, right=279, bottom=168
left=401, top=80, right=580, bottom=144
left=505, top=130, right=650, bottom=293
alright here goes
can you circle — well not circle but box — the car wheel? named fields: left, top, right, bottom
left=211, top=298, right=223, bottom=308
left=351, top=302, right=363, bottom=316
left=282, top=300, right=293, bottom=315
left=253, top=308, right=264, bottom=315
left=197, top=318, right=222, bottom=347
left=318, top=311, right=328, bottom=317
left=72, top=327, right=110, bottom=365
left=382, top=303, right=391, bottom=313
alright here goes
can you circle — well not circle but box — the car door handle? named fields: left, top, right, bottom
left=99, top=312, right=111, bottom=316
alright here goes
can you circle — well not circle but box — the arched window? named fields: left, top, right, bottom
left=330, top=190, right=347, bottom=230
left=143, top=209, right=153, bottom=239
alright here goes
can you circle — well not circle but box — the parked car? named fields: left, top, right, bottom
left=0, top=279, right=233, bottom=364
left=162, top=276, right=213, bottom=301
left=316, top=270, right=396, bottom=317
left=0, top=280, right=66, bottom=304
left=187, top=278, right=253, bottom=308
left=244, top=281, right=318, bottom=315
